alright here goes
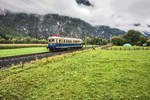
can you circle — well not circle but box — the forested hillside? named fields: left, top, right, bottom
left=0, top=10, right=125, bottom=41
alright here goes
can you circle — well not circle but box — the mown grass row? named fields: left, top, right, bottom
left=0, top=48, right=150, bottom=99
left=112, top=46, right=150, bottom=48
left=0, top=44, right=48, bottom=49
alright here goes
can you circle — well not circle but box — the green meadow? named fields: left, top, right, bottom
left=0, top=48, right=150, bottom=99
left=0, top=45, right=96, bottom=58
left=0, top=44, right=48, bottom=49
left=0, top=47, right=49, bottom=57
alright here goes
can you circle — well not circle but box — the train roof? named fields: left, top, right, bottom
left=48, top=36, right=83, bottom=41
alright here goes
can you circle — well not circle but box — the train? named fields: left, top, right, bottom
left=47, top=36, right=83, bottom=51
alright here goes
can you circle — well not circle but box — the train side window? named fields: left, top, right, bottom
left=59, top=40, right=61, bottom=43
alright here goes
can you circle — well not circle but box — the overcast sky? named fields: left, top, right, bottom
left=0, top=0, right=150, bottom=31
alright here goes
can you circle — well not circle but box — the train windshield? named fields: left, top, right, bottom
left=49, top=39, right=55, bottom=43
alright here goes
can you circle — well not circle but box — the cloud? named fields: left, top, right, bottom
left=76, top=0, right=93, bottom=6
left=0, top=0, right=150, bottom=32
left=0, top=0, right=91, bottom=21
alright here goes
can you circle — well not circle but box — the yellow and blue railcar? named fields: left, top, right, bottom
left=47, top=36, right=83, bottom=51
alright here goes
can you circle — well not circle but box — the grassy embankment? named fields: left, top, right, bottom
left=0, top=48, right=150, bottom=99
left=83, top=45, right=98, bottom=47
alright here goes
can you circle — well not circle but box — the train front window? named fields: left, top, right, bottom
left=49, top=39, right=55, bottom=43
left=52, top=39, right=54, bottom=42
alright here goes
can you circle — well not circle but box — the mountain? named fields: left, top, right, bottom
left=0, top=10, right=125, bottom=40
left=95, top=26, right=125, bottom=38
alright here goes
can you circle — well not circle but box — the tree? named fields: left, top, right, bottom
left=101, top=39, right=108, bottom=45
left=137, top=36, right=148, bottom=46
left=123, top=30, right=142, bottom=45
left=84, top=37, right=91, bottom=45
left=90, top=37, right=102, bottom=45
left=111, top=36, right=124, bottom=46
left=147, top=40, right=150, bottom=46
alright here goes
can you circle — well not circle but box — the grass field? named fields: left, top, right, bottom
left=0, top=44, right=48, bottom=49
left=0, top=48, right=150, bottom=99
left=0, top=47, right=49, bottom=57
left=0, top=45, right=96, bottom=58
left=0, top=44, right=96, bottom=49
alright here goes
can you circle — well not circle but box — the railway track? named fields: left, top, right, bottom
left=0, top=47, right=98, bottom=68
